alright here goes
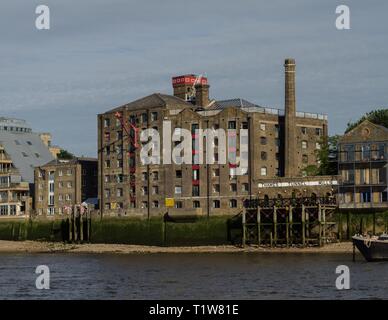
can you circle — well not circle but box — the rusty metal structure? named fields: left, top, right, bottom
left=242, top=196, right=337, bottom=247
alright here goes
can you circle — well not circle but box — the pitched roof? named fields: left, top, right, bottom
left=339, top=119, right=388, bottom=143
left=105, top=93, right=193, bottom=113
left=0, top=131, right=54, bottom=183
left=41, top=157, right=97, bottom=167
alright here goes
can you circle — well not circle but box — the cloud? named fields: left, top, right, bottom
left=0, top=0, right=387, bottom=156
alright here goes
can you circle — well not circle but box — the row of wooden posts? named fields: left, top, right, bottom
left=61, top=207, right=92, bottom=242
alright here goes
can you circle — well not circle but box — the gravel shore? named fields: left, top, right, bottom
left=0, top=240, right=354, bottom=254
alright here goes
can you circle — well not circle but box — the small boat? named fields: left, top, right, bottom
left=352, top=234, right=388, bottom=262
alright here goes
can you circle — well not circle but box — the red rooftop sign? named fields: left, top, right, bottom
left=172, top=75, right=208, bottom=87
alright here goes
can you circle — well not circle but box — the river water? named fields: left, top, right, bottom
left=0, top=252, right=386, bottom=299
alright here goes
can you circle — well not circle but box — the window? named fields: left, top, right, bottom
left=152, top=171, right=159, bottom=181
left=26, top=141, right=32, bottom=145
left=175, top=201, right=183, bottom=209
left=67, top=182, right=72, bottom=188
left=361, top=191, right=371, bottom=203
left=213, top=200, right=220, bottom=208
left=193, top=169, right=199, bottom=180
left=261, top=167, right=267, bottom=176
left=175, top=186, right=182, bottom=194
left=152, top=201, right=159, bottom=208
left=302, top=141, right=308, bottom=149
left=66, top=194, right=72, bottom=201
left=141, top=201, right=148, bottom=209
left=193, top=201, right=200, bottom=208
left=117, top=160, right=123, bottom=168
left=301, top=127, right=307, bottom=135
left=229, top=199, right=237, bottom=208
left=59, top=194, right=63, bottom=201
left=192, top=185, right=200, bottom=197
left=260, top=123, right=266, bottom=131
left=58, top=170, right=63, bottom=176
left=260, top=137, right=267, bottom=145
left=104, top=189, right=110, bottom=198
left=230, top=183, right=237, bottom=192
left=316, top=142, right=321, bottom=150
left=141, top=113, right=148, bottom=123
left=142, top=172, right=148, bottom=181
left=242, top=183, right=249, bottom=192
left=241, top=122, right=248, bottom=129
left=104, top=118, right=110, bottom=127
left=213, top=169, right=220, bottom=177
left=176, top=170, right=182, bottom=178
left=213, top=184, right=220, bottom=193
left=275, top=138, right=280, bottom=147
left=104, top=175, right=110, bottom=183
left=275, top=125, right=280, bottom=136
left=142, top=187, right=148, bottom=196
left=47, top=207, right=55, bottom=216
left=228, top=121, right=236, bottom=129
left=302, top=155, right=308, bottom=163
left=261, top=151, right=267, bottom=160
left=117, top=188, right=123, bottom=197
left=35, top=153, right=40, bottom=158
left=151, top=112, right=158, bottom=121
left=67, top=169, right=72, bottom=176
left=117, top=174, right=124, bottom=183
left=315, top=128, right=322, bottom=136
left=152, top=186, right=159, bottom=195
left=38, top=195, right=43, bottom=202
left=59, top=181, right=63, bottom=188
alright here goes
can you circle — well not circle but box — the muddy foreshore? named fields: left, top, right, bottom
left=0, top=240, right=354, bottom=254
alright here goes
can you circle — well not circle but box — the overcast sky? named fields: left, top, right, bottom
left=0, top=0, right=387, bottom=156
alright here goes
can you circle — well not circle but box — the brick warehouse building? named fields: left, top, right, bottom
left=34, top=158, right=98, bottom=216
left=98, top=59, right=334, bottom=217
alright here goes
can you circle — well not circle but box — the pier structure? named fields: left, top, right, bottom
left=242, top=196, right=337, bottom=247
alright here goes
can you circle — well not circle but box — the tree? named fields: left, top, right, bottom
left=57, top=149, right=74, bottom=160
left=304, top=135, right=339, bottom=176
left=346, top=109, right=388, bottom=133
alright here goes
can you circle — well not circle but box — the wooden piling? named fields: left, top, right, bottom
left=273, top=208, right=277, bottom=246
left=301, top=205, right=305, bottom=246
left=242, top=211, right=246, bottom=247
left=318, top=204, right=322, bottom=247
left=257, top=207, right=261, bottom=246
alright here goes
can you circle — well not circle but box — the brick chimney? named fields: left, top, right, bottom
left=195, top=82, right=210, bottom=107
left=171, top=75, right=209, bottom=105
left=284, top=58, right=297, bottom=177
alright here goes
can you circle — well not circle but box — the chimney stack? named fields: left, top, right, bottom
left=195, top=82, right=210, bottom=107
left=284, top=58, right=297, bottom=177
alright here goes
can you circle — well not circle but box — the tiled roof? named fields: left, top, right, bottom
left=105, top=93, right=193, bottom=113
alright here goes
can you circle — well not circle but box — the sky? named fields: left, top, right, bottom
left=0, top=0, right=387, bottom=157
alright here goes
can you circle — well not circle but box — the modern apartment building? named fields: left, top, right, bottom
left=34, top=158, right=98, bottom=216
left=0, top=117, right=55, bottom=184
left=0, top=145, right=31, bottom=217
left=338, top=120, right=388, bottom=211
left=98, top=59, right=329, bottom=216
